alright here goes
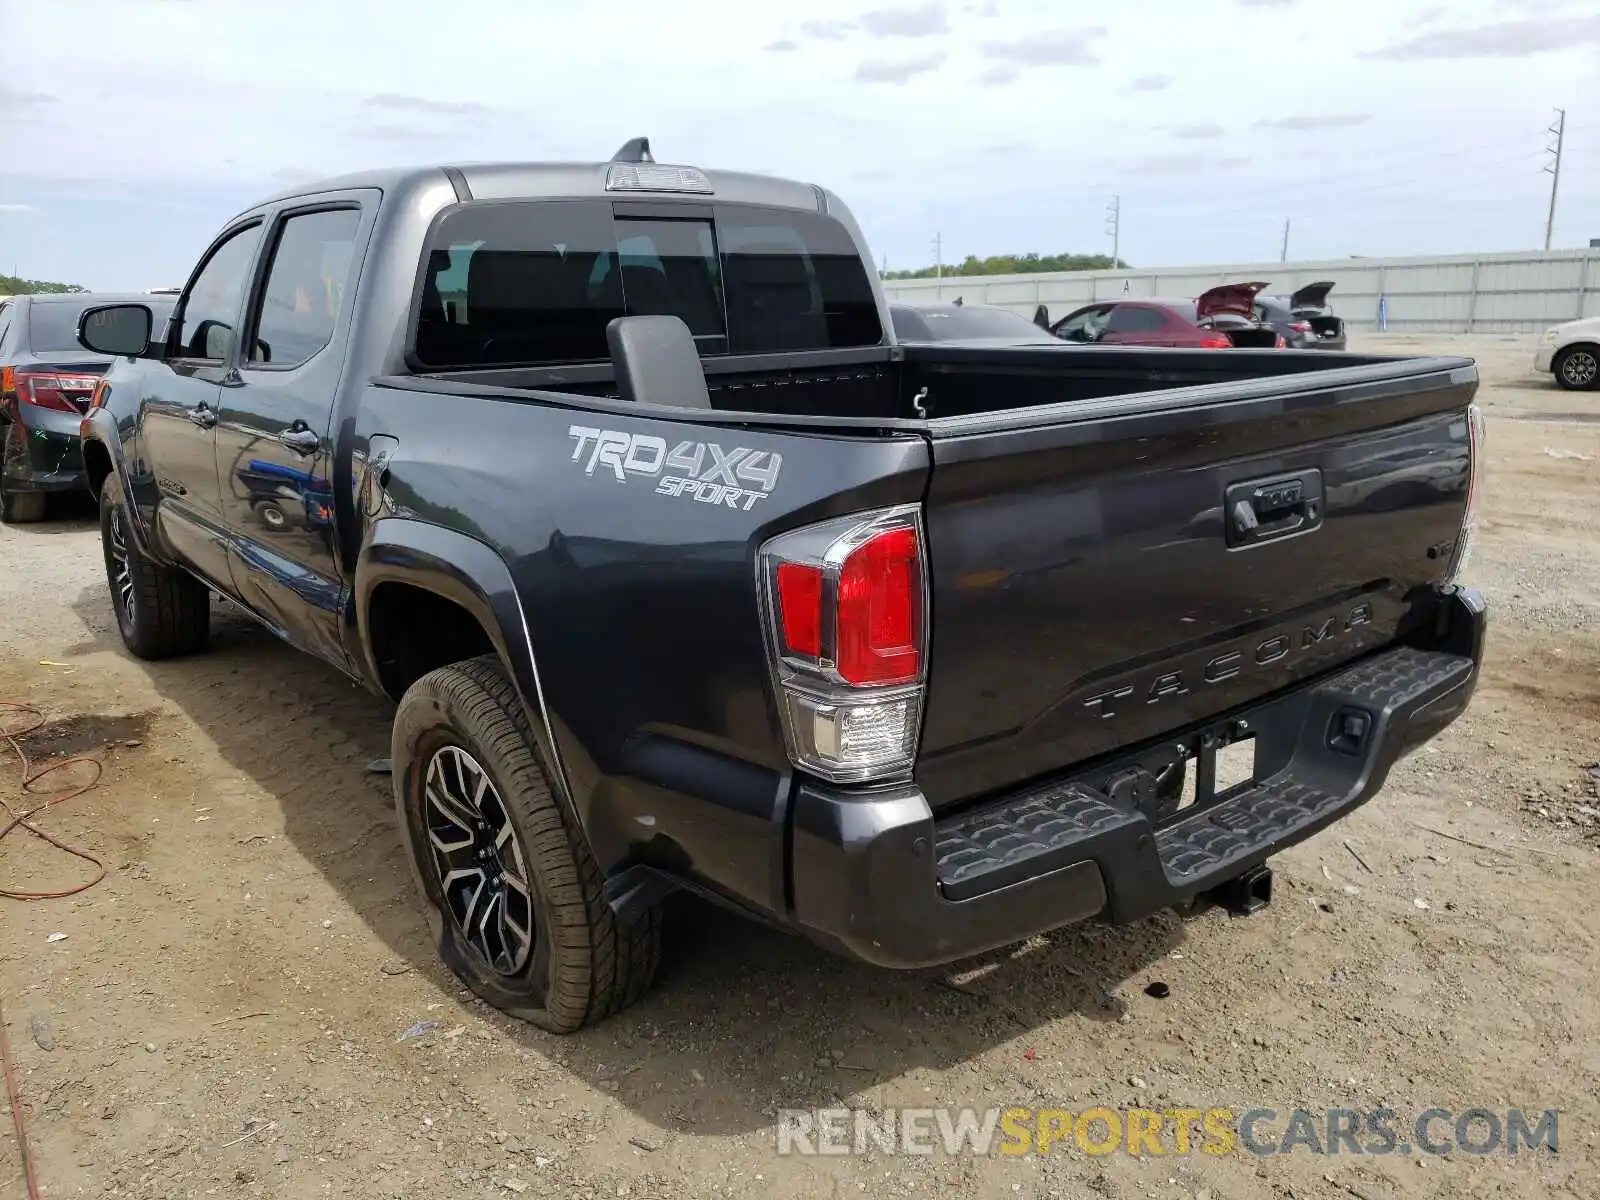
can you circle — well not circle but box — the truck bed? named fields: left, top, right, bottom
left=375, top=346, right=1475, bottom=818
left=418, top=343, right=1439, bottom=422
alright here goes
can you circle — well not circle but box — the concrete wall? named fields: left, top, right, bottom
left=880, top=248, right=1600, bottom=334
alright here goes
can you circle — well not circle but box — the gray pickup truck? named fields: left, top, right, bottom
left=76, top=140, right=1486, bottom=1030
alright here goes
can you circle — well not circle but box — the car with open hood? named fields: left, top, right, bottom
left=1045, top=282, right=1283, bottom=349
left=1254, top=282, right=1347, bottom=351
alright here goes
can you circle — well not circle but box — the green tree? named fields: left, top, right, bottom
left=0, top=274, right=87, bottom=295
left=882, top=251, right=1127, bottom=280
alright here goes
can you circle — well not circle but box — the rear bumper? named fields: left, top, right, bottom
left=2, top=406, right=87, bottom=493
left=789, top=587, right=1485, bottom=969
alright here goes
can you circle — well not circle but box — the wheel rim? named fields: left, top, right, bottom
left=424, top=745, right=536, bottom=976
left=261, top=505, right=286, bottom=530
left=1561, top=350, right=1598, bottom=387
left=108, top=505, right=136, bottom=627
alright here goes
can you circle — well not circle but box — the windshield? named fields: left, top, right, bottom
left=28, top=298, right=175, bottom=353
left=913, top=305, right=1054, bottom=340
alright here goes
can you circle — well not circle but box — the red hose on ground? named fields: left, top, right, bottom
left=0, top=998, right=40, bottom=1200
left=1, top=698, right=111, bottom=1200
left=0, top=701, right=106, bottom=900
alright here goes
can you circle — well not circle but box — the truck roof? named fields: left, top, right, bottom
left=250, top=160, right=829, bottom=220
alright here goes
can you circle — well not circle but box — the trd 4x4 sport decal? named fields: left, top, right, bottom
left=568, top=426, right=782, bottom=512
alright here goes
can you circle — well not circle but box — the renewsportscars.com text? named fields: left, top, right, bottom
left=776, top=1106, right=1559, bottom=1158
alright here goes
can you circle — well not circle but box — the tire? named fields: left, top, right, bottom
left=0, top=488, right=46, bottom=523
left=254, top=500, right=288, bottom=531
left=1553, top=344, right=1599, bottom=392
left=393, top=655, right=661, bottom=1032
left=99, top=481, right=210, bottom=659
left=0, top=424, right=47, bottom=523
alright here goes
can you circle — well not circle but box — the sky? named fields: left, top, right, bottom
left=0, top=0, right=1597, bottom=290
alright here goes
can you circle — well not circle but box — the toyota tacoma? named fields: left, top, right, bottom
left=76, top=139, right=1487, bottom=1031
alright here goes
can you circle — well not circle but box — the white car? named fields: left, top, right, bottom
left=1536, top=317, right=1600, bottom=391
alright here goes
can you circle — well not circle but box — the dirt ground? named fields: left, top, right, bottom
left=2, top=334, right=1597, bottom=1200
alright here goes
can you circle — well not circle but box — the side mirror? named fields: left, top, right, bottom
left=606, top=315, right=711, bottom=409
left=78, top=303, right=156, bottom=358
left=1033, top=304, right=1050, bottom=330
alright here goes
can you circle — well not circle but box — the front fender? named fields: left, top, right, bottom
left=79, top=407, right=161, bottom=562
left=355, top=518, right=577, bottom=825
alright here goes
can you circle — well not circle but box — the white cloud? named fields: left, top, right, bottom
left=0, top=204, right=40, bottom=214
left=0, top=0, right=1596, bottom=287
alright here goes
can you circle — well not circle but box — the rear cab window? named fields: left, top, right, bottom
left=410, top=199, right=882, bottom=370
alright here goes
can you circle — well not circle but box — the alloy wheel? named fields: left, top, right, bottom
left=1560, top=350, right=1597, bottom=388
left=423, top=745, right=536, bottom=975
left=108, top=505, right=136, bottom=627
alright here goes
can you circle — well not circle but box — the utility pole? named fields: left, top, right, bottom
left=1105, top=195, right=1121, bottom=265
left=931, top=232, right=943, bottom=296
left=1544, top=108, right=1565, bottom=251
left=1280, top=218, right=1291, bottom=263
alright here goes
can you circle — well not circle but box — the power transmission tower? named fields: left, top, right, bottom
left=1544, top=108, right=1565, bottom=251
left=1280, top=218, right=1291, bottom=263
left=1105, top=195, right=1121, bottom=265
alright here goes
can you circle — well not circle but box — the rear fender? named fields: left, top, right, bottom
left=354, top=518, right=578, bottom=826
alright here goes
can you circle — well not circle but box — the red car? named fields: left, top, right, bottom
left=1046, top=282, right=1285, bottom=349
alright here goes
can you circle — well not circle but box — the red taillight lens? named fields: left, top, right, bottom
left=836, top=526, right=921, bottom=685
left=1275, top=334, right=1288, bottom=348
left=16, top=370, right=99, bottom=414
left=759, top=506, right=927, bottom=783
left=776, top=562, right=823, bottom=657
left=1289, top=321, right=1312, bottom=334
left=1199, top=333, right=1231, bottom=349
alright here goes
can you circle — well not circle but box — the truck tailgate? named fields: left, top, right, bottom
left=915, top=358, right=1477, bottom=808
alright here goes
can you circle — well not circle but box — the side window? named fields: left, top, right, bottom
left=1105, top=305, right=1164, bottom=334
left=1053, top=305, right=1107, bottom=340
left=172, top=223, right=263, bottom=361
left=0, top=303, right=12, bottom=352
left=249, top=208, right=362, bottom=367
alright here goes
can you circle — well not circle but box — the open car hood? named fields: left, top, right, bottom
left=1195, top=281, right=1270, bottom=319
left=1290, top=281, right=1336, bottom=310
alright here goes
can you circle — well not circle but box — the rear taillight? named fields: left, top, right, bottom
left=1289, top=321, right=1312, bottom=334
left=1274, top=334, right=1288, bottom=348
left=1444, top=403, right=1485, bottom=586
left=760, top=504, right=927, bottom=783
left=15, top=370, right=100, bottom=414
left=1199, top=333, right=1232, bottom=349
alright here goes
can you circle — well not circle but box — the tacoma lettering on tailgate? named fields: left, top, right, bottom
left=568, top=425, right=782, bottom=512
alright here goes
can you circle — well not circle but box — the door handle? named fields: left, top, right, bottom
left=1224, top=469, right=1323, bottom=548
left=187, top=404, right=217, bottom=429
left=278, top=426, right=320, bottom=455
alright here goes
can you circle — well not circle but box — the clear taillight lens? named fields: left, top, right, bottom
left=1445, top=403, right=1485, bottom=586
left=759, top=505, right=927, bottom=783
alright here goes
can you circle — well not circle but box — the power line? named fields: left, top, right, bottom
left=1544, top=108, right=1565, bottom=251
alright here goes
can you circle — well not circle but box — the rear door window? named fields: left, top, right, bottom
left=411, top=200, right=882, bottom=369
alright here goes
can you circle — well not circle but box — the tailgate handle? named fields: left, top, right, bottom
left=1225, top=469, right=1322, bottom=548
